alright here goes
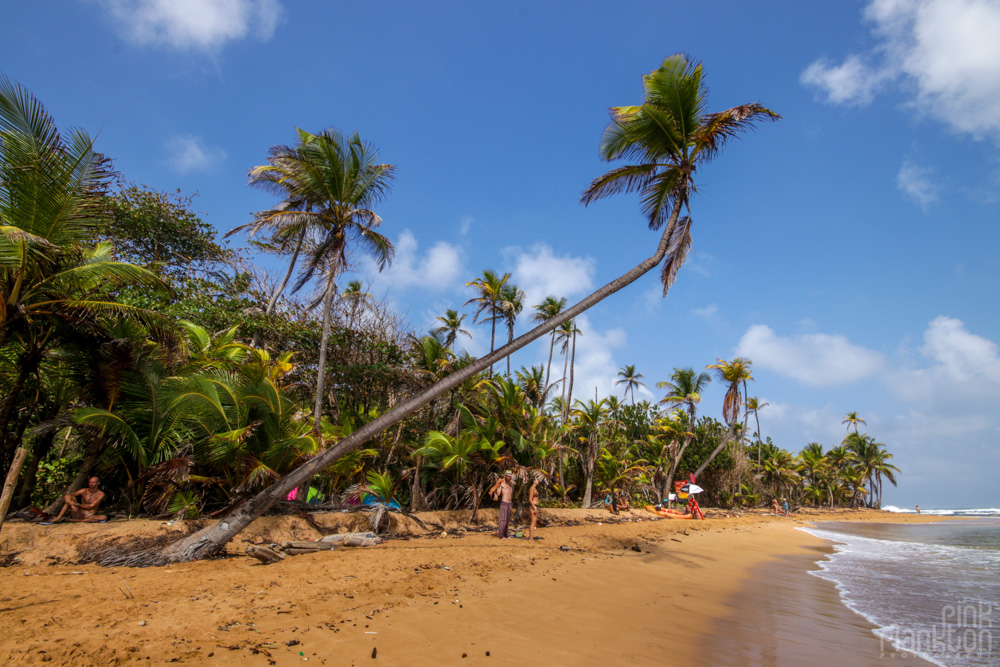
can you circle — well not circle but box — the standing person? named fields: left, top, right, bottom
left=51, top=477, right=107, bottom=523
left=916, top=505, right=921, bottom=514
left=489, top=471, right=514, bottom=539
left=528, top=476, right=540, bottom=542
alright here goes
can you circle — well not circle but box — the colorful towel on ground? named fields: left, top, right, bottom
left=497, top=501, right=512, bottom=538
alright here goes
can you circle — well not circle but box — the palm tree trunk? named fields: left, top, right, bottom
left=313, top=271, right=339, bottom=433
left=664, top=434, right=694, bottom=500
left=568, top=331, right=577, bottom=412
left=560, top=345, right=570, bottom=423
left=693, top=418, right=739, bottom=480
left=543, top=333, right=556, bottom=400
left=581, top=441, right=595, bottom=508
left=0, top=447, right=29, bottom=533
left=163, top=206, right=686, bottom=562
left=0, top=348, right=40, bottom=459
left=488, top=313, right=497, bottom=379
left=251, top=227, right=308, bottom=348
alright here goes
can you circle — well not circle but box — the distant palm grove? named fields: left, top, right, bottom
left=0, top=59, right=898, bottom=530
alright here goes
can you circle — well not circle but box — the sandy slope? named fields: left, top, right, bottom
left=0, top=507, right=941, bottom=665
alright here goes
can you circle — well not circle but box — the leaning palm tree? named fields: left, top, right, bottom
left=656, top=367, right=711, bottom=496
left=164, top=54, right=779, bottom=562
left=465, top=269, right=509, bottom=379
left=615, top=365, right=646, bottom=404
left=531, top=296, right=566, bottom=399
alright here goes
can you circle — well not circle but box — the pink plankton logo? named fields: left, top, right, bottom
left=880, top=602, right=994, bottom=662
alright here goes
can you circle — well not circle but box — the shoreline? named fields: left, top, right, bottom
left=0, top=508, right=947, bottom=665
left=702, top=534, right=936, bottom=666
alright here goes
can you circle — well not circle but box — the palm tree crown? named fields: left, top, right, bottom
left=465, top=269, right=510, bottom=378
left=615, top=364, right=646, bottom=404
left=842, top=411, right=867, bottom=433
left=582, top=54, right=779, bottom=293
left=432, top=309, right=471, bottom=350
left=706, top=358, right=753, bottom=426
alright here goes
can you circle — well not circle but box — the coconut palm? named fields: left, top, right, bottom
left=432, top=309, right=471, bottom=351
left=844, top=432, right=899, bottom=508
left=164, top=55, right=778, bottom=562
left=615, top=365, right=646, bottom=404
left=253, top=130, right=395, bottom=432
left=657, top=368, right=711, bottom=421
left=341, top=280, right=371, bottom=331
left=571, top=398, right=609, bottom=507
left=655, top=367, right=710, bottom=498
left=531, top=296, right=567, bottom=400
left=842, top=411, right=866, bottom=434
left=555, top=320, right=581, bottom=424
left=465, top=269, right=510, bottom=379
left=798, top=443, right=829, bottom=506
left=515, top=365, right=549, bottom=410
left=0, top=79, right=164, bottom=525
left=693, top=358, right=754, bottom=479
left=498, top=283, right=525, bottom=378
left=746, top=396, right=769, bottom=466
left=229, top=144, right=318, bottom=320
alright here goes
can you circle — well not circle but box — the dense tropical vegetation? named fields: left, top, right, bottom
left=0, top=58, right=898, bottom=557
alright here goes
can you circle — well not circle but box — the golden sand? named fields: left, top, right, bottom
left=0, top=507, right=943, bottom=665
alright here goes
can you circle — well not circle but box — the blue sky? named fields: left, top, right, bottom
left=4, top=0, right=999, bottom=509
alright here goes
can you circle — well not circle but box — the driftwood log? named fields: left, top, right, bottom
left=245, top=545, right=285, bottom=565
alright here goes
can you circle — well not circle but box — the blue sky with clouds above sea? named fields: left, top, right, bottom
left=3, top=0, right=999, bottom=508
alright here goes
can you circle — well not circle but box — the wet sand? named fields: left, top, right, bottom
left=0, top=508, right=943, bottom=665
left=703, top=540, right=934, bottom=666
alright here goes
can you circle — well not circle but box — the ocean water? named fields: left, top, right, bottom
left=802, top=511, right=1000, bottom=667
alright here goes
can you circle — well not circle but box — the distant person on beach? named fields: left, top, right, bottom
left=916, top=505, right=921, bottom=514
left=528, top=476, right=540, bottom=542
left=51, top=477, right=107, bottom=523
left=490, top=471, right=514, bottom=538
left=783, top=498, right=792, bottom=516
left=772, top=498, right=785, bottom=516
left=618, top=492, right=631, bottom=512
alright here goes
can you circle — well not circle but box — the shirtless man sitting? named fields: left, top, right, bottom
left=51, top=477, right=107, bottom=523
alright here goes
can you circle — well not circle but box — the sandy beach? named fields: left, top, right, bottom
left=0, top=508, right=943, bottom=665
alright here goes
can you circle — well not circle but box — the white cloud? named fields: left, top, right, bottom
left=897, top=160, right=939, bottom=208
left=459, top=217, right=473, bottom=236
left=886, top=316, right=1000, bottom=405
left=801, top=55, right=888, bottom=106
left=736, top=324, right=886, bottom=387
left=802, top=0, right=1000, bottom=143
left=167, top=135, right=226, bottom=173
left=365, top=230, right=465, bottom=292
left=98, top=0, right=284, bottom=52
left=693, top=304, right=719, bottom=320
left=503, top=243, right=596, bottom=311
left=540, top=315, right=628, bottom=404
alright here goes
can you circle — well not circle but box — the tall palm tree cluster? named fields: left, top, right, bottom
left=1, top=57, right=889, bottom=560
